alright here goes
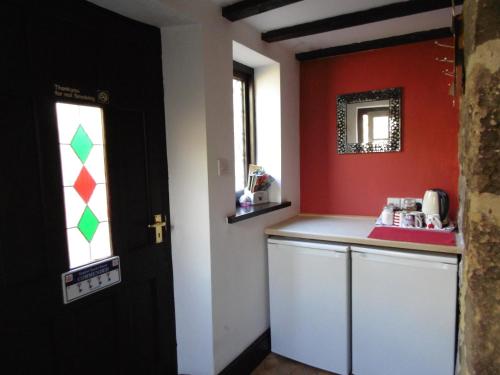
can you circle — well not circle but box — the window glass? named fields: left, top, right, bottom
left=233, top=78, right=246, bottom=192
left=233, top=62, right=255, bottom=194
left=56, top=103, right=112, bottom=268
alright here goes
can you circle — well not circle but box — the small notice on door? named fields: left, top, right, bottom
left=54, top=84, right=109, bottom=104
left=61, top=256, right=121, bottom=304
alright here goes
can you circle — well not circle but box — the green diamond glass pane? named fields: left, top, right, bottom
left=78, top=207, right=99, bottom=242
left=71, top=125, right=93, bottom=163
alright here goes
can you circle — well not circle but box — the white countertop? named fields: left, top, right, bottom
left=265, top=214, right=462, bottom=255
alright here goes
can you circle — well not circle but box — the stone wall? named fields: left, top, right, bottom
left=458, top=1, right=500, bottom=374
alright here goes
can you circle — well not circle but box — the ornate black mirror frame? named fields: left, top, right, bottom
left=337, top=87, right=402, bottom=154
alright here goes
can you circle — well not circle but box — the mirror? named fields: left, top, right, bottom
left=337, top=87, right=401, bottom=154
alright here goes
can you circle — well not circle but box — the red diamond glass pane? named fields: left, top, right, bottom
left=74, top=167, right=96, bottom=203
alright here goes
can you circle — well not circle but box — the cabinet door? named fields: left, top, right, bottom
left=268, top=240, right=350, bottom=375
left=352, top=248, right=457, bottom=375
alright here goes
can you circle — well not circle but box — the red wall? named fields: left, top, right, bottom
left=300, top=39, right=459, bottom=219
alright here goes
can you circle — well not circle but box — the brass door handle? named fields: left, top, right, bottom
left=148, top=214, right=167, bottom=244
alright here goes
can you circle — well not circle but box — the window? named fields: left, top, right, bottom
left=55, top=103, right=112, bottom=269
left=233, top=61, right=255, bottom=192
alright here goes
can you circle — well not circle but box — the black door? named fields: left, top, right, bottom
left=1, top=1, right=176, bottom=374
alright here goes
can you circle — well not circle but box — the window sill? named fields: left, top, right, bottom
left=227, top=201, right=291, bottom=224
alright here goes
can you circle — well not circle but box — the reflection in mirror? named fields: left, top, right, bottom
left=337, top=88, right=401, bottom=154
left=347, top=100, right=390, bottom=144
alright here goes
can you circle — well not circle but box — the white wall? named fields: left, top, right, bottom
left=197, top=8, right=300, bottom=373
left=162, top=24, right=215, bottom=374
left=88, top=1, right=300, bottom=373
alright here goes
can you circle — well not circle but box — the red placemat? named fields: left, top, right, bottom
left=368, top=226, right=456, bottom=246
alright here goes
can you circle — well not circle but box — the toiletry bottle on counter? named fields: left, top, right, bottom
left=381, top=205, right=394, bottom=226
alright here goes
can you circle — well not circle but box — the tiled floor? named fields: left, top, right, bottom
left=251, top=353, right=335, bottom=375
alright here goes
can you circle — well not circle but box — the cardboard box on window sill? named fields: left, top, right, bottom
left=244, top=189, right=269, bottom=205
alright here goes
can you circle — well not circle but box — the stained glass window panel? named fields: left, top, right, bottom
left=88, top=184, right=109, bottom=221
left=91, top=223, right=112, bottom=260
left=63, top=187, right=86, bottom=227
left=85, top=145, right=106, bottom=183
left=78, top=207, right=100, bottom=242
left=66, top=228, right=91, bottom=267
left=59, top=145, right=82, bottom=186
left=56, top=104, right=80, bottom=143
left=56, top=103, right=112, bottom=269
left=74, top=167, right=96, bottom=203
left=79, top=105, right=104, bottom=144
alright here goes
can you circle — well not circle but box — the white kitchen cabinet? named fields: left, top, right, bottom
left=268, top=238, right=350, bottom=375
left=351, top=246, right=458, bottom=375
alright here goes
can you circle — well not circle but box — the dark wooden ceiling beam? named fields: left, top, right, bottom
left=263, top=0, right=462, bottom=42
left=222, top=0, right=303, bottom=22
left=296, top=27, right=452, bottom=61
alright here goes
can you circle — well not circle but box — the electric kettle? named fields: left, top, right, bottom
left=422, top=189, right=449, bottom=224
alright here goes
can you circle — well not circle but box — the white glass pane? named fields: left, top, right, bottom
left=79, top=105, right=104, bottom=144
left=85, top=145, right=106, bottom=183
left=59, top=145, right=83, bottom=186
left=55, top=103, right=80, bottom=144
left=67, top=228, right=91, bottom=268
left=90, top=222, right=112, bottom=262
left=87, top=184, right=109, bottom=221
left=63, top=187, right=86, bottom=228
left=233, top=79, right=246, bottom=192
